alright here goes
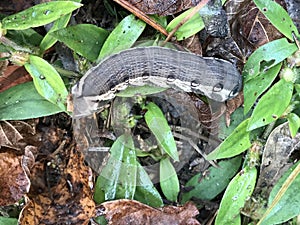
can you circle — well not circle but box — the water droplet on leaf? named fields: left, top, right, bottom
left=249, top=69, right=254, bottom=75
left=44, top=10, right=51, bottom=15
left=232, top=196, right=238, bottom=201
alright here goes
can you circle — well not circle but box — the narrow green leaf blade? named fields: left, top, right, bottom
left=207, top=119, right=251, bottom=160
left=181, top=156, right=242, bottom=203
left=215, top=166, right=257, bottom=225
left=0, top=82, right=62, bottom=120
left=2, top=1, right=82, bottom=30
left=24, top=55, right=68, bottom=111
left=160, top=157, right=179, bottom=202
left=287, top=113, right=300, bottom=137
left=94, top=134, right=137, bottom=203
left=253, top=0, right=300, bottom=40
left=243, top=38, right=297, bottom=82
left=51, top=24, right=109, bottom=61
left=244, top=63, right=281, bottom=114
left=144, top=102, right=179, bottom=161
left=247, top=79, right=293, bottom=131
left=98, top=14, right=146, bottom=61
left=134, top=162, right=163, bottom=207
left=0, top=217, right=18, bottom=225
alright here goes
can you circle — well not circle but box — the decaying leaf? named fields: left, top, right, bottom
left=234, top=0, right=284, bottom=48
left=19, top=145, right=95, bottom=225
left=96, top=199, right=200, bottom=225
left=0, top=121, right=23, bottom=148
left=126, top=0, right=200, bottom=16
left=254, top=122, right=300, bottom=198
left=0, top=152, right=31, bottom=206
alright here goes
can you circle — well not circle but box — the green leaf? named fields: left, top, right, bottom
left=287, top=113, right=300, bottom=137
left=259, top=162, right=300, bottom=225
left=51, top=24, right=109, bottom=61
left=253, top=0, right=300, bottom=40
left=94, top=134, right=137, bottom=203
left=160, top=157, right=179, bottom=202
left=93, top=216, right=107, bottom=225
left=2, top=1, right=82, bottom=30
left=207, top=119, right=251, bottom=160
left=0, top=82, right=62, bottom=120
left=247, top=79, right=293, bottom=131
left=244, top=63, right=282, bottom=114
left=0, top=43, right=9, bottom=52
left=134, top=162, right=163, bottom=207
left=295, top=83, right=300, bottom=94
left=215, top=166, right=257, bottom=225
left=149, top=14, right=167, bottom=28
left=219, top=107, right=249, bottom=140
left=144, top=102, right=179, bottom=161
left=98, top=14, right=146, bottom=61
left=116, top=85, right=167, bottom=98
left=39, top=13, right=71, bottom=52
left=0, top=217, right=18, bottom=225
left=243, top=38, right=297, bottom=82
left=24, top=55, right=68, bottom=111
left=181, top=156, right=242, bottom=203
left=166, top=7, right=205, bottom=41
left=6, top=29, right=43, bottom=47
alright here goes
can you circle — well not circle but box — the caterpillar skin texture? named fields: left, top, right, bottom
left=72, top=46, right=242, bottom=116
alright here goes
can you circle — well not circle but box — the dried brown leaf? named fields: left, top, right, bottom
left=254, top=122, right=300, bottom=198
left=225, top=92, right=244, bottom=126
left=126, top=0, right=201, bottom=16
left=235, top=0, right=284, bottom=49
left=19, top=145, right=95, bottom=225
left=0, top=65, right=32, bottom=93
left=0, top=0, right=34, bottom=14
left=0, top=121, right=23, bottom=149
left=97, top=199, right=200, bottom=225
left=182, top=35, right=202, bottom=55
left=0, top=152, right=30, bottom=206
